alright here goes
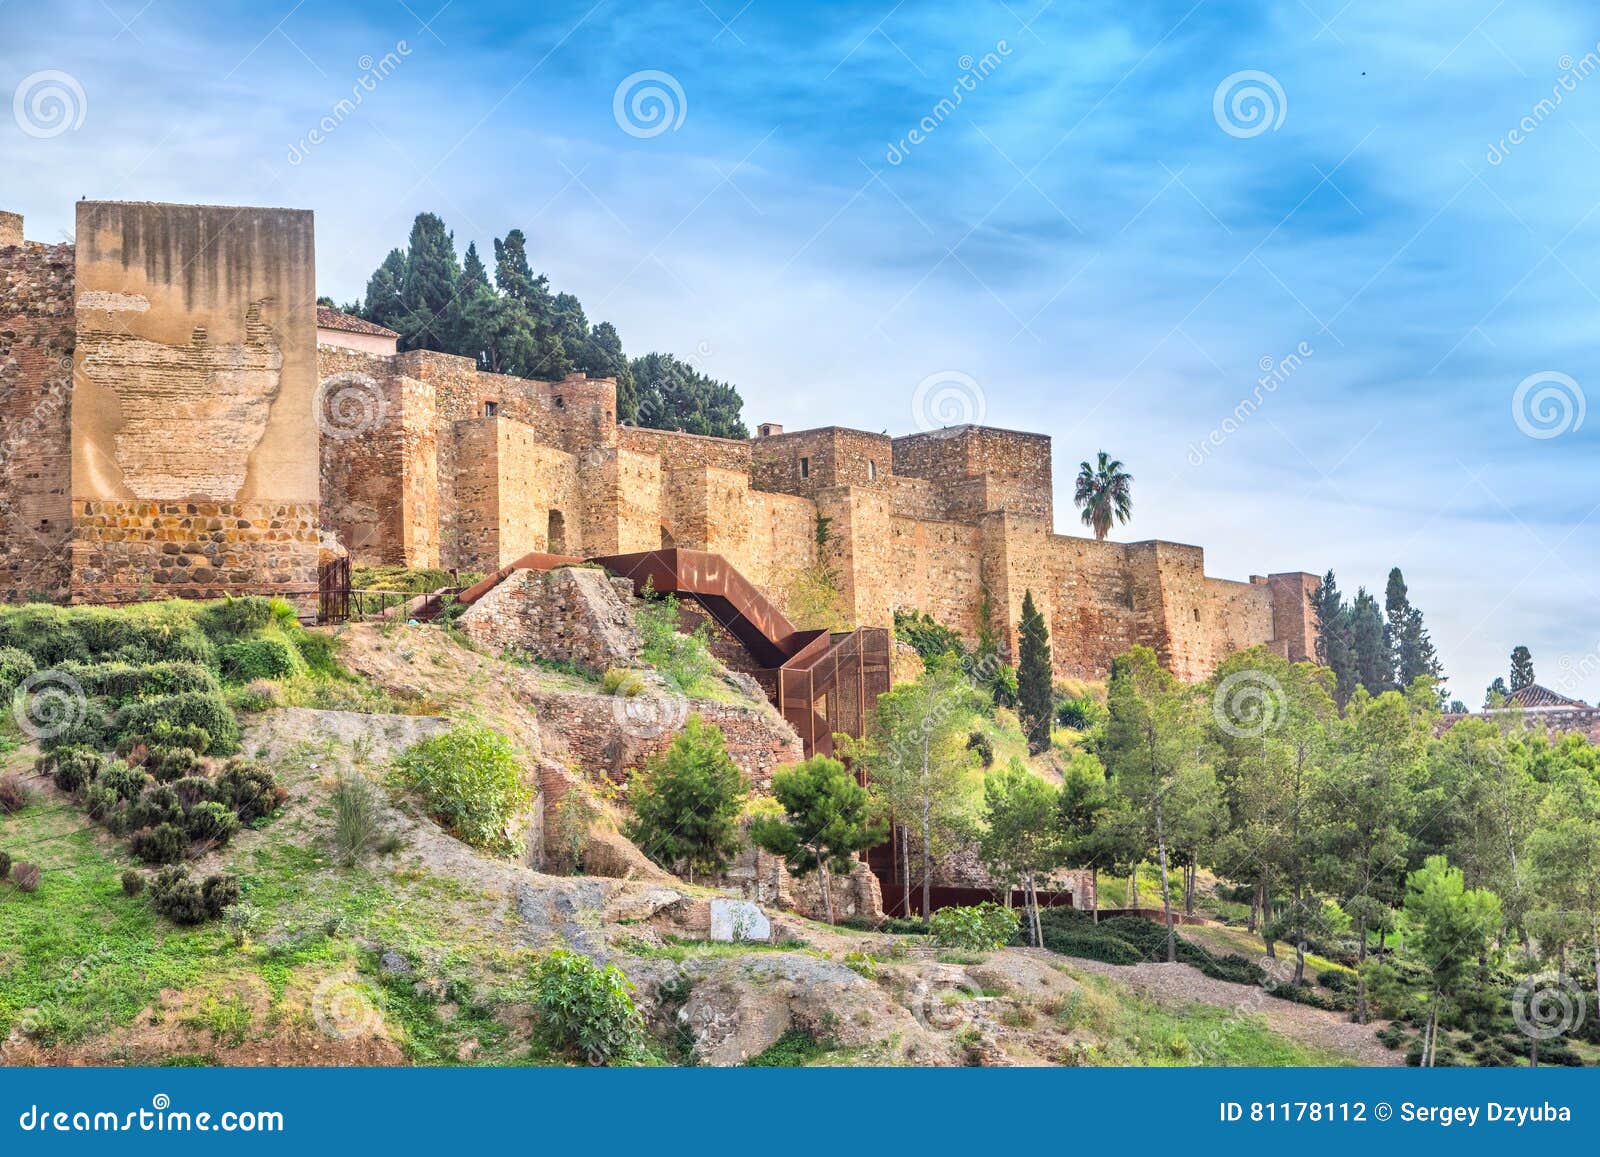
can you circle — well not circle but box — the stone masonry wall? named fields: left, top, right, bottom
left=0, top=234, right=74, bottom=602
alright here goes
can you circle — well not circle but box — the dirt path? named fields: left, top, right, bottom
left=1059, top=953, right=1401, bottom=1066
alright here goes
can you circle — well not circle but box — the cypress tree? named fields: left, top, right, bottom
left=1310, top=571, right=1358, bottom=705
left=398, top=212, right=461, bottom=352
left=1350, top=588, right=1388, bottom=696
left=362, top=248, right=407, bottom=331
left=1510, top=646, right=1535, bottom=691
left=1017, top=590, right=1053, bottom=754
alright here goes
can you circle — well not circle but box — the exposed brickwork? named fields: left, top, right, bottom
left=0, top=234, right=74, bottom=602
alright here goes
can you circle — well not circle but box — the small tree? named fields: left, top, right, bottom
left=750, top=756, right=885, bottom=924
left=1404, top=855, right=1502, bottom=1066
left=625, top=715, right=746, bottom=883
left=852, top=655, right=982, bottom=920
left=1017, top=591, right=1053, bottom=755
left=979, top=759, right=1062, bottom=947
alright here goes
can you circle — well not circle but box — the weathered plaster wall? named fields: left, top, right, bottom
left=69, top=202, right=320, bottom=600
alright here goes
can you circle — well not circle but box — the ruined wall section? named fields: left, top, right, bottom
left=0, top=231, right=74, bottom=602
left=70, top=202, right=319, bottom=601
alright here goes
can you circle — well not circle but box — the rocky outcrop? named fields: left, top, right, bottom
left=460, top=565, right=642, bottom=674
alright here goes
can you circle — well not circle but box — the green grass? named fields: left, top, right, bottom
left=745, top=1028, right=836, bottom=1066
left=1049, top=970, right=1355, bottom=1067
left=622, top=935, right=811, bottom=962
left=0, top=800, right=225, bottom=1044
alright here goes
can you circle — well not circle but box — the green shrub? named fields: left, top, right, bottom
left=213, top=759, right=286, bottom=823
left=966, top=730, right=994, bottom=767
left=930, top=902, right=1020, bottom=952
left=149, top=865, right=239, bottom=924
left=171, top=776, right=214, bottom=809
left=83, top=784, right=120, bottom=821
left=290, top=630, right=339, bottom=674
left=130, top=821, right=187, bottom=865
left=636, top=595, right=717, bottom=696
left=392, top=723, right=532, bottom=856
left=121, top=869, right=145, bottom=897
left=0, top=606, right=88, bottom=665
left=185, top=801, right=240, bottom=846
left=219, top=637, right=300, bottom=683
left=197, top=596, right=275, bottom=642
left=1056, top=696, right=1105, bottom=730
left=100, top=761, right=151, bottom=802
left=40, top=746, right=105, bottom=794
left=0, top=646, right=37, bottom=695
left=116, top=691, right=239, bottom=755
left=531, top=948, right=647, bottom=1065
left=130, top=784, right=184, bottom=830
left=37, top=701, right=110, bottom=754
left=118, top=720, right=212, bottom=758
left=91, top=660, right=220, bottom=705
left=144, top=745, right=204, bottom=783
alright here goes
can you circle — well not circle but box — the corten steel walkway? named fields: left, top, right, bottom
left=591, top=550, right=891, bottom=758
left=445, top=548, right=888, bottom=757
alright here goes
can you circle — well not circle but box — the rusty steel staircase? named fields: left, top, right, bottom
left=592, top=549, right=890, bottom=758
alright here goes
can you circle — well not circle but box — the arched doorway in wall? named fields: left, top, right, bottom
left=547, top=510, right=567, bottom=555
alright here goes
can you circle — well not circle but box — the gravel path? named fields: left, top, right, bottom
left=1058, top=953, right=1402, bottom=1066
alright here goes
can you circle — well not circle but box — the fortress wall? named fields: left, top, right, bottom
left=69, top=202, right=320, bottom=602
left=0, top=234, right=75, bottom=602
left=816, top=486, right=895, bottom=631
left=577, top=446, right=661, bottom=556
left=617, top=426, right=750, bottom=474
left=750, top=427, right=894, bottom=498
left=886, top=516, right=985, bottom=637
left=892, top=426, right=1053, bottom=520
left=658, top=464, right=816, bottom=595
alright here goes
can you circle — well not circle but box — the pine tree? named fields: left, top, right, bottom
left=1017, top=590, right=1053, bottom=755
left=1510, top=646, right=1535, bottom=691
left=623, top=715, right=746, bottom=882
left=749, top=756, right=885, bottom=924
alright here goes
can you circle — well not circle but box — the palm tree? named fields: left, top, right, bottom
left=1074, top=451, right=1133, bottom=541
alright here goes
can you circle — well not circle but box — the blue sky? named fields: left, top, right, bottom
left=3, top=0, right=1599, bottom=703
